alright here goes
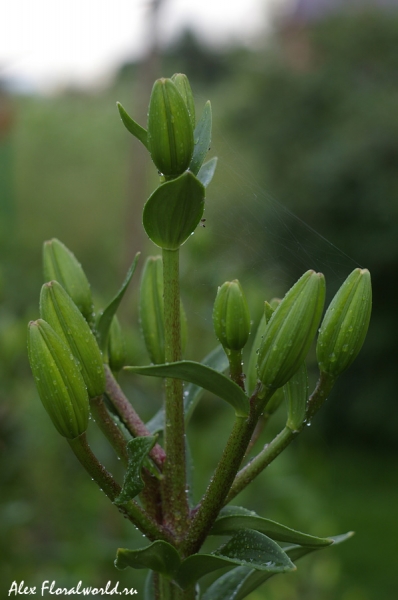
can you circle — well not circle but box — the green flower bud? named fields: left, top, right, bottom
left=171, top=73, right=196, bottom=130
left=147, top=78, right=194, bottom=178
left=40, top=281, right=105, bottom=398
left=27, top=319, right=89, bottom=439
left=213, top=280, right=251, bottom=352
left=108, top=315, right=127, bottom=373
left=317, top=268, right=372, bottom=377
left=257, top=270, right=325, bottom=389
left=43, top=238, right=93, bottom=323
left=139, top=256, right=187, bottom=364
left=247, top=300, right=281, bottom=394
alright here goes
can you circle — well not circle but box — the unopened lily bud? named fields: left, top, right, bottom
left=43, top=238, right=93, bottom=323
left=213, top=280, right=251, bottom=352
left=28, top=319, right=89, bottom=439
left=139, top=256, right=187, bottom=364
left=171, top=73, right=196, bottom=130
left=108, top=315, right=127, bottom=373
left=257, top=270, right=325, bottom=389
left=147, top=78, right=194, bottom=178
left=40, top=281, right=105, bottom=398
left=317, top=268, right=372, bottom=377
left=139, top=257, right=165, bottom=364
left=247, top=300, right=283, bottom=394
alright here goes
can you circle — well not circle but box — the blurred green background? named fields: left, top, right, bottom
left=1, top=4, right=398, bottom=599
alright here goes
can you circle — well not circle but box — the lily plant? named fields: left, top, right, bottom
left=28, top=74, right=372, bottom=600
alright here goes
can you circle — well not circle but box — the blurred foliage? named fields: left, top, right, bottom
left=1, top=7, right=398, bottom=599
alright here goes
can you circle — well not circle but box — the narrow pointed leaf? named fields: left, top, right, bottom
left=126, top=360, right=249, bottom=417
left=190, top=101, right=212, bottom=175
left=202, top=532, right=353, bottom=600
left=97, top=253, right=140, bottom=352
left=211, top=506, right=332, bottom=547
left=175, top=530, right=295, bottom=589
left=143, top=171, right=205, bottom=250
left=115, top=437, right=157, bottom=504
left=183, top=345, right=229, bottom=424
left=285, top=531, right=354, bottom=562
left=145, top=345, right=229, bottom=433
left=115, top=541, right=181, bottom=576
left=197, top=157, right=218, bottom=188
left=117, top=102, right=148, bottom=148
left=285, top=362, right=309, bottom=431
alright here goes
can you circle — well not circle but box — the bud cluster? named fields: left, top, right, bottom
left=28, top=240, right=109, bottom=439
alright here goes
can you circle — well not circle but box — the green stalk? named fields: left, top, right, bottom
left=67, top=432, right=170, bottom=542
left=226, top=373, right=337, bottom=502
left=104, top=364, right=166, bottom=469
left=228, top=349, right=245, bottom=390
left=90, top=395, right=129, bottom=465
left=183, top=413, right=258, bottom=556
left=161, top=248, right=189, bottom=540
left=182, top=385, right=274, bottom=555
left=306, top=371, right=336, bottom=421
left=226, top=426, right=297, bottom=503
left=90, top=395, right=161, bottom=521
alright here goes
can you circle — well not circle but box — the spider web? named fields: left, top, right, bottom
left=201, top=128, right=360, bottom=298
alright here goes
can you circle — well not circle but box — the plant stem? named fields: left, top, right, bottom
left=161, top=248, right=189, bottom=540
left=306, top=371, right=336, bottom=422
left=183, top=413, right=257, bottom=556
left=104, top=364, right=166, bottom=469
left=228, top=349, right=245, bottom=390
left=67, top=432, right=170, bottom=542
left=90, top=395, right=129, bottom=465
left=226, top=426, right=297, bottom=503
left=242, top=413, right=270, bottom=462
left=90, top=395, right=162, bottom=520
left=182, top=385, right=273, bottom=555
left=226, top=372, right=337, bottom=502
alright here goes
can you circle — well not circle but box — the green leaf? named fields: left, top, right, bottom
left=211, top=506, right=332, bottom=547
left=285, top=362, right=309, bottom=431
left=201, top=565, right=252, bottom=600
left=145, top=345, right=229, bottom=433
left=183, top=346, right=229, bottom=424
left=175, top=529, right=294, bottom=589
left=190, top=101, right=212, bottom=175
left=286, top=531, right=354, bottom=562
left=115, top=437, right=157, bottom=504
left=201, top=532, right=353, bottom=600
left=97, top=253, right=140, bottom=353
left=143, top=172, right=205, bottom=250
left=117, top=102, right=148, bottom=148
left=126, top=360, right=249, bottom=417
left=197, top=157, right=218, bottom=188
left=115, top=541, right=181, bottom=576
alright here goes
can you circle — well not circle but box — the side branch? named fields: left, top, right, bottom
left=67, top=432, right=170, bottom=542
left=226, top=373, right=337, bottom=502
left=104, top=364, right=166, bottom=469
